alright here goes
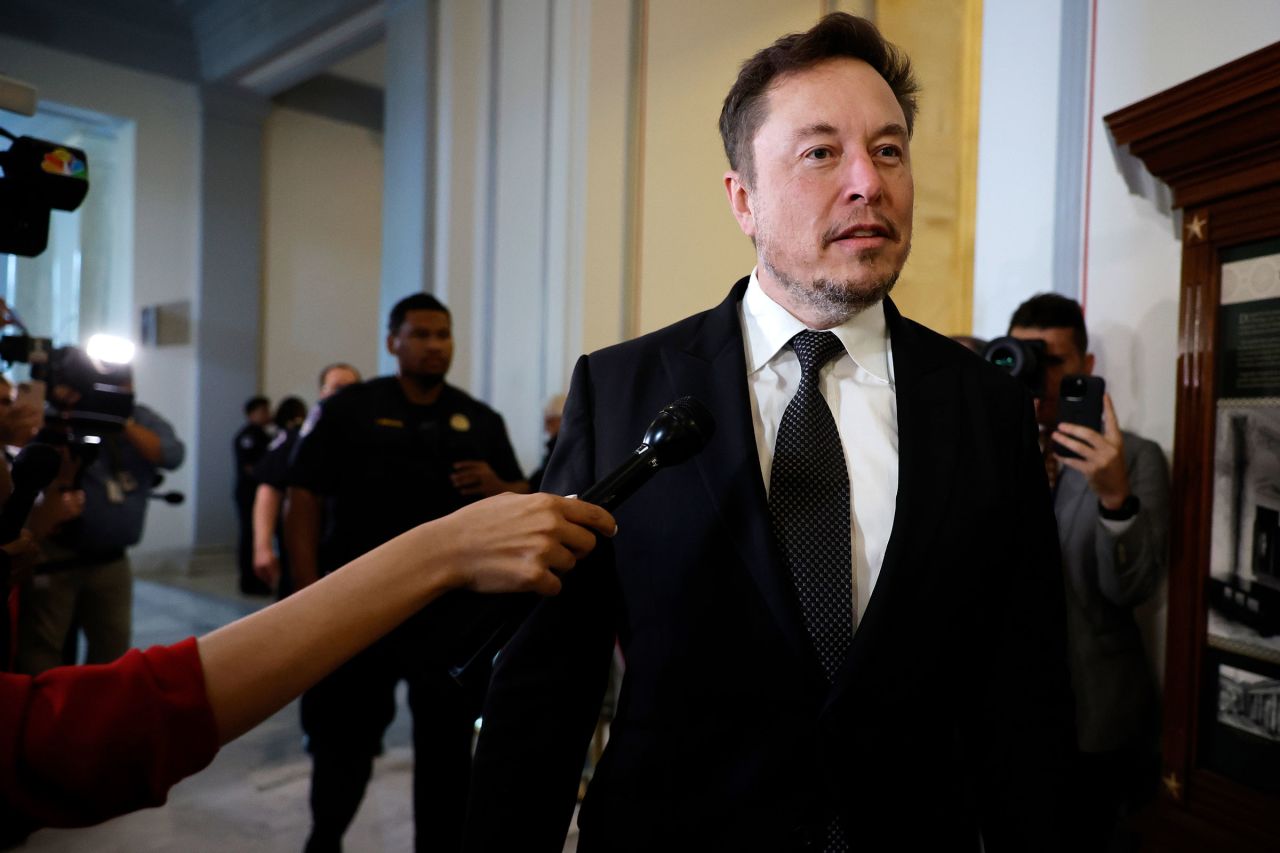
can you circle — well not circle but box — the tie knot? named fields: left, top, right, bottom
left=790, top=330, right=845, bottom=377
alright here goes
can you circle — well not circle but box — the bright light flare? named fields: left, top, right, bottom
left=86, top=333, right=136, bottom=365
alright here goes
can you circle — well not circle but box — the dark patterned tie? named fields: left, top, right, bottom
left=769, top=330, right=854, bottom=677
left=768, top=330, right=853, bottom=853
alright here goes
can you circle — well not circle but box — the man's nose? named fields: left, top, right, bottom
left=842, top=151, right=884, bottom=204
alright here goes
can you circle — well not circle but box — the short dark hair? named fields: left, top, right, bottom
left=274, top=396, right=308, bottom=429
left=244, top=396, right=269, bottom=416
left=719, top=12, right=920, bottom=186
left=1009, top=293, right=1089, bottom=356
left=318, top=362, right=360, bottom=388
left=388, top=293, right=450, bottom=334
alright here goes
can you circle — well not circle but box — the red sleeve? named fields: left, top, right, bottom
left=0, top=637, right=220, bottom=829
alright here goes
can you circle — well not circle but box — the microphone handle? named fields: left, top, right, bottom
left=577, top=448, right=657, bottom=510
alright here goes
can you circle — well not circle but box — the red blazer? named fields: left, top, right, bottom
left=0, top=638, right=220, bottom=831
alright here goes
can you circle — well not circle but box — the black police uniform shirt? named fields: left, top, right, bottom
left=233, top=422, right=271, bottom=495
left=286, top=376, right=525, bottom=574
left=253, top=426, right=299, bottom=491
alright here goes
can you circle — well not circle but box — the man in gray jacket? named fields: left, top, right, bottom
left=1009, top=294, right=1169, bottom=851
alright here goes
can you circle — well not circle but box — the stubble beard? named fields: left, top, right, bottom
left=759, top=237, right=908, bottom=327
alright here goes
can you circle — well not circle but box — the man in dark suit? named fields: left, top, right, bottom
left=466, top=14, right=1075, bottom=852
left=1010, top=294, right=1170, bottom=851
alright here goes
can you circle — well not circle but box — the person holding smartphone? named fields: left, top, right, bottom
left=1008, top=293, right=1171, bottom=852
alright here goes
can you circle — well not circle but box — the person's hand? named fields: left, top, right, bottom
left=436, top=492, right=616, bottom=595
left=253, top=546, right=280, bottom=588
left=1052, top=393, right=1130, bottom=510
left=450, top=460, right=510, bottom=498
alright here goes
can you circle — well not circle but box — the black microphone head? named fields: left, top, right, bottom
left=11, top=442, right=61, bottom=490
left=641, top=396, right=715, bottom=467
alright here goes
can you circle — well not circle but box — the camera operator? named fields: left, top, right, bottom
left=1007, top=293, right=1170, bottom=851
left=16, top=385, right=184, bottom=675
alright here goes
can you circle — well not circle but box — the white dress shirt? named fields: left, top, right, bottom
left=739, top=270, right=899, bottom=623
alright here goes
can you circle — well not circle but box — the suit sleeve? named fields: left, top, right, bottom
left=1093, top=438, right=1170, bottom=608
left=976, top=392, right=1077, bottom=852
left=464, top=355, right=619, bottom=853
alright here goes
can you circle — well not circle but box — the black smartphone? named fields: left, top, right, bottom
left=1053, top=374, right=1105, bottom=459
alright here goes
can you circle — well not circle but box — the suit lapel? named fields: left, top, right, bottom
left=830, top=299, right=961, bottom=693
left=661, top=279, right=825, bottom=681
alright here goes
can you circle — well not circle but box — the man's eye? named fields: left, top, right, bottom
left=875, top=145, right=902, bottom=159
left=806, top=147, right=834, bottom=161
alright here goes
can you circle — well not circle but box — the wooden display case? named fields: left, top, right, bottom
left=1103, top=42, right=1280, bottom=852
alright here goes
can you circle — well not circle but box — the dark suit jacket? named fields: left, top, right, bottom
left=1056, top=431, right=1169, bottom=754
left=465, top=281, right=1075, bottom=852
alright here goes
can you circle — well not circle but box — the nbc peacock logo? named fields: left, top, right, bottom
left=41, top=148, right=87, bottom=180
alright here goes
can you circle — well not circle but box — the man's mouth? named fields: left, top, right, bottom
left=825, top=219, right=897, bottom=246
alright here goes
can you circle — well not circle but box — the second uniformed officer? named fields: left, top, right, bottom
left=284, top=293, right=528, bottom=853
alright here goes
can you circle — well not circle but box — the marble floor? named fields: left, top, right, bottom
left=17, top=553, right=580, bottom=853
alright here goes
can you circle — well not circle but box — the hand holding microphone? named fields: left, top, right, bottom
left=450, top=396, right=715, bottom=684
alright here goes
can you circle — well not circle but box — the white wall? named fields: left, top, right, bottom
left=971, top=0, right=1064, bottom=343
left=0, top=35, right=200, bottom=555
left=261, top=106, right=382, bottom=403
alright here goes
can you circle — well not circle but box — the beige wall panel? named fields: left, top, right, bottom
left=875, top=0, right=982, bottom=336
left=579, top=0, right=634, bottom=356
left=634, top=0, right=823, bottom=335
left=262, top=107, right=383, bottom=402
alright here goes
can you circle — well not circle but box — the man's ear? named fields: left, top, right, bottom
left=1084, top=352, right=1096, bottom=376
left=385, top=333, right=397, bottom=357
left=724, top=171, right=756, bottom=239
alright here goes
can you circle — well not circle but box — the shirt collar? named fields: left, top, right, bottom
left=741, top=268, right=891, bottom=382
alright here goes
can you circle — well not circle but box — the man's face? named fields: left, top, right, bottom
left=249, top=406, right=271, bottom=427
left=726, top=57, right=914, bottom=326
left=387, top=309, right=453, bottom=382
left=319, top=367, right=360, bottom=400
left=1008, top=325, right=1093, bottom=427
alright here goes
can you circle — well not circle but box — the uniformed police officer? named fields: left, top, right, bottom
left=284, top=293, right=528, bottom=853
left=233, top=396, right=272, bottom=595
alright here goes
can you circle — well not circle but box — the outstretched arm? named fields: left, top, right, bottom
left=200, top=492, right=615, bottom=743
left=2, top=492, right=614, bottom=831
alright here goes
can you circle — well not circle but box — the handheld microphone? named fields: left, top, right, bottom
left=450, top=396, right=715, bottom=685
left=578, top=396, right=715, bottom=510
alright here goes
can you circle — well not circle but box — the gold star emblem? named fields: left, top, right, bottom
left=1162, top=771, right=1182, bottom=799
left=1186, top=213, right=1207, bottom=242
